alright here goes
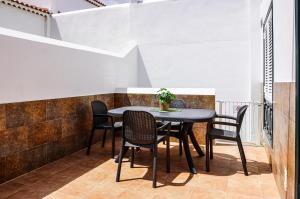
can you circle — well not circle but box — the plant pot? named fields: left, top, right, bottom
left=159, top=102, right=169, bottom=111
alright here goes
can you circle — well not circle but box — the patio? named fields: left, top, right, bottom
left=0, top=137, right=280, bottom=199
left=0, top=0, right=297, bottom=198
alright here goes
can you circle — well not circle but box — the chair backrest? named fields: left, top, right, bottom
left=236, top=105, right=248, bottom=133
left=122, top=110, right=157, bottom=145
left=91, top=100, right=108, bottom=125
left=170, top=99, right=187, bottom=108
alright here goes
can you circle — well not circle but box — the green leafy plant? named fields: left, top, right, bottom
left=156, top=88, right=176, bottom=104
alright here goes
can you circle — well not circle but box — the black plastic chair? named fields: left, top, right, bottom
left=86, top=100, right=122, bottom=158
left=116, top=110, right=171, bottom=188
left=169, top=99, right=187, bottom=156
left=206, top=105, right=248, bottom=175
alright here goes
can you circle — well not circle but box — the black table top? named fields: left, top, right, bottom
left=108, top=106, right=216, bottom=122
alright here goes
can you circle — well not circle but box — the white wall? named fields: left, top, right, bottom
left=102, top=0, right=129, bottom=4
left=131, top=0, right=252, bottom=101
left=0, top=3, right=47, bottom=36
left=261, top=0, right=295, bottom=83
left=248, top=0, right=263, bottom=144
left=52, top=1, right=252, bottom=101
left=250, top=0, right=263, bottom=102
left=51, top=4, right=132, bottom=54
left=48, top=0, right=289, bottom=102
left=272, top=0, right=295, bottom=82
left=0, top=27, right=138, bottom=104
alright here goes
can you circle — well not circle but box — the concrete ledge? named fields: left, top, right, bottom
left=115, top=88, right=215, bottom=95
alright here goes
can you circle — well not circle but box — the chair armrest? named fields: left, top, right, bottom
left=215, top=114, right=237, bottom=121
left=209, top=121, right=239, bottom=127
left=93, top=114, right=114, bottom=124
left=93, top=113, right=111, bottom=117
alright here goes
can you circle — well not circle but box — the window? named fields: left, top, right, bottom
left=263, top=3, right=274, bottom=146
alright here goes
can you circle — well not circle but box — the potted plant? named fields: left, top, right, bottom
left=156, top=88, right=176, bottom=111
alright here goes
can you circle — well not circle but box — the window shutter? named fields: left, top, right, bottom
left=263, top=5, right=274, bottom=146
left=263, top=10, right=273, bottom=103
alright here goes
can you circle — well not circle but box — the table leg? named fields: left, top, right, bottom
left=114, top=146, right=129, bottom=163
left=181, top=123, right=197, bottom=174
left=188, top=125, right=205, bottom=157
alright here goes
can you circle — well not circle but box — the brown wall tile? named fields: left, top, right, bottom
left=48, top=119, right=63, bottom=142
left=0, top=105, right=6, bottom=131
left=46, top=141, right=64, bottom=163
left=28, top=120, right=62, bottom=149
left=287, top=119, right=295, bottom=199
left=6, top=101, right=46, bottom=129
left=24, top=101, right=46, bottom=125
left=46, top=98, right=79, bottom=120
left=61, top=116, right=80, bottom=138
left=26, top=144, right=47, bottom=170
left=4, top=151, right=29, bottom=180
left=0, top=157, right=5, bottom=183
left=114, top=94, right=124, bottom=108
left=0, top=126, right=28, bottom=157
left=274, top=82, right=290, bottom=118
left=60, top=135, right=77, bottom=156
left=114, top=93, right=215, bottom=109
left=28, top=123, right=50, bottom=148
left=6, top=103, right=26, bottom=128
left=272, top=112, right=289, bottom=198
left=289, top=83, right=295, bottom=122
left=264, top=82, right=296, bottom=199
left=46, top=99, right=62, bottom=120
left=1, top=93, right=114, bottom=183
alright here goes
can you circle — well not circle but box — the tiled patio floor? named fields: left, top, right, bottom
left=0, top=138, right=280, bottom=199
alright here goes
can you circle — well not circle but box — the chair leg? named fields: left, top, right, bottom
left=101, top=129, right=107, bottom=148
left=86, top=128, right=95, bottom=155
left=179, top=140, right=183, bottom=156
left=130, top=147, right=135, bottom=168
left=237, top=137, right=248, bottom=176
left=205, top=134, right=210, bottom=172
left=111, top=128, right=115, bottom=158
left=116, top=146, right=125, bottom=182
left=166, top=137, right=170, bottom=173
left=152, top=147, right=157, bottom=188
left=210, top=138, right=213, bottom=159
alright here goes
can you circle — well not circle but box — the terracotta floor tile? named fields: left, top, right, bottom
left=261, top=184, right=281, bottom=199
left=0, top=181, right=25, bottom=199
left=0, top=139, right=280, bottom=199
left=226, top=192, right=262, bottom=199
left=4, top=189, right=45, bottom=199
left=43, top=191, right=84, bottom=199
left=190, top=189, right=226, bottom=199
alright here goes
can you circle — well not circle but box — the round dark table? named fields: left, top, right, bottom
left=108, top=106, right=216, bottom=174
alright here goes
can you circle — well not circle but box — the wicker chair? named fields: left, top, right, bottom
left=169, top=99, right=187, bottom=156
left=116, top=110, right=171, bottom=188
left=206, top=105, right=248, bottom=175
left=86, top=100, right=122, bottom=158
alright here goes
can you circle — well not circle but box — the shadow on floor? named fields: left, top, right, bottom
left=0, top=138, right=272, bottom=199
left=116, top=142, right=272, bottom=187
